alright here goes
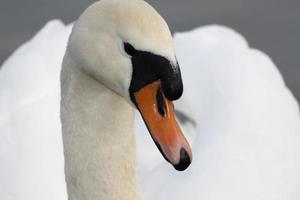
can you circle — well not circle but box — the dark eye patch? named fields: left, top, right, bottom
left=124, top=42, right=137, bottom=56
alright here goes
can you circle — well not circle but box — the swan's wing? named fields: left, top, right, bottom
left=138, top=25, right=300, bottom=200
left=0, top=20, right=71, bottom=200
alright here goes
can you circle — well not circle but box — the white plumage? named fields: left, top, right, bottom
left=0, top=19, right=299, bottom=200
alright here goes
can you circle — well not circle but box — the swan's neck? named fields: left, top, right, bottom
left=60, top=54, right=140, bottom=200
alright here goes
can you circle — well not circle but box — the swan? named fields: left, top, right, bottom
left=60, top=0, right=193, bottom=199
left=2, top=0, right=192, bottom=199
left=1, top=0, right=300, bottom=200
left=137, top=26, right=300, bottom=200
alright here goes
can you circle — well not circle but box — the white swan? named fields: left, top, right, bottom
left=1, top=0, right=300, bottom=200
left=138, top=26, right=300, bottom=200
left=61, top=0, right=193, bottom=199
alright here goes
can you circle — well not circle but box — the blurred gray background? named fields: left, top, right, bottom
left=1, top=0, right=299, bottom=101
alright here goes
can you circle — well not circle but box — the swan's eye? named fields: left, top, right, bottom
left=124, top=42, right=137, bottom=56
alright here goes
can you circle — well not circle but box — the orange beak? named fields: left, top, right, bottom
left=134, top=81, right=192, bottom=171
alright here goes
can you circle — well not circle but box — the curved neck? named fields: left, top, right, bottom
left=60, top=53, right=140, bottom=200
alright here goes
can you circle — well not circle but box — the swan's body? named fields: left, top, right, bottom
left=1, top=0, right=300, bottom=199
left=0, top=22, right=70, bottom=200
left=138, top=27, right=300, bottom=199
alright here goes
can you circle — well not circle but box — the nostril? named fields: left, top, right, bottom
left=174, top=148, right=191, bottom=171
left=156, top=88, right=167, bottom=117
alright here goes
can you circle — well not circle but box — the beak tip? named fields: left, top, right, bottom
left=173, top=148, right=192, bottom=171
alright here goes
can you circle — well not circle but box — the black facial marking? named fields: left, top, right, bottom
left=160, top=62, right=183, bottom=101
left=156, top=87, right=167, bottom=117
left=124, top=42, right=137, bottom=56
left=127, top=43, right=183, bottom=105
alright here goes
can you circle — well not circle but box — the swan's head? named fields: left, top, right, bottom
left=68, top=0, right=192, bottom=171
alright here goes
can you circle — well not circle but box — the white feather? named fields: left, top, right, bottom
left=1, top=20, right=299, bottom=200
